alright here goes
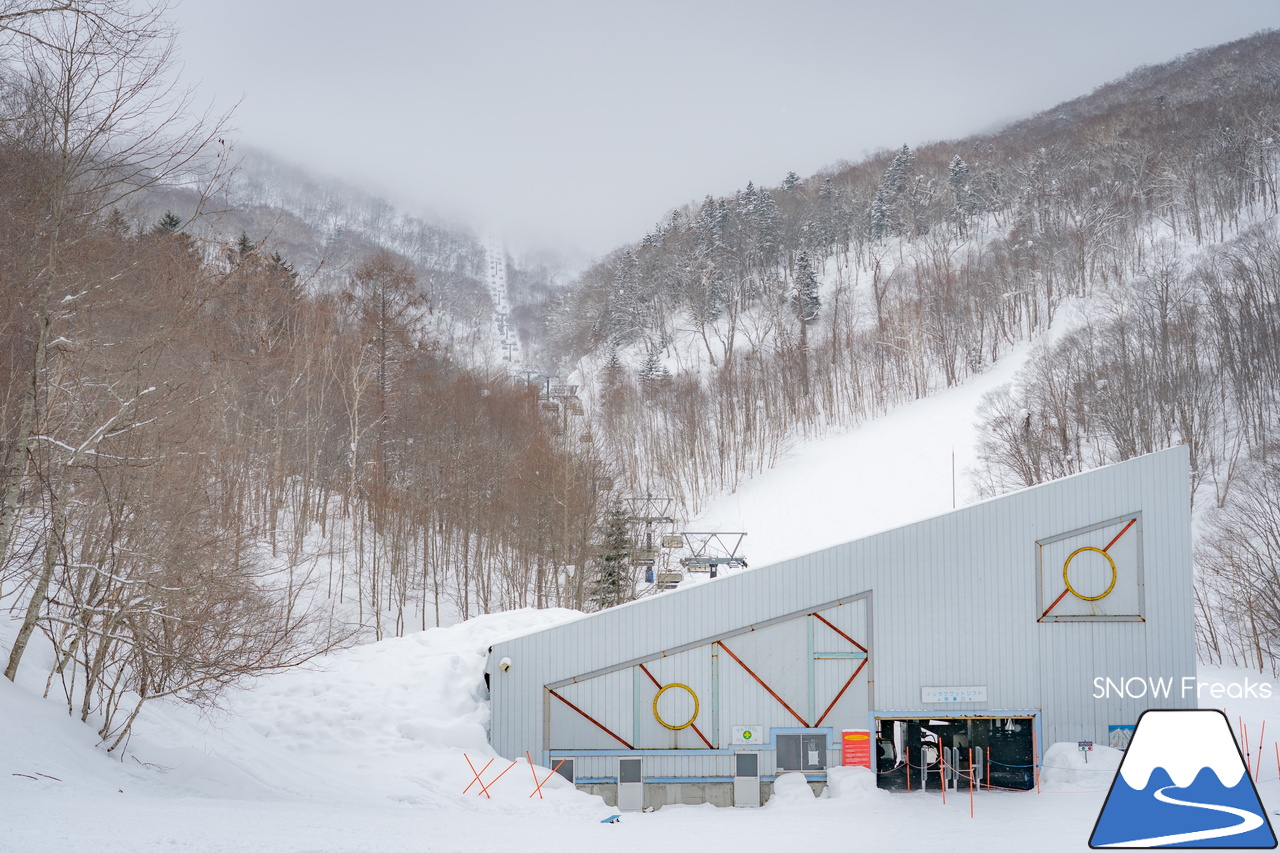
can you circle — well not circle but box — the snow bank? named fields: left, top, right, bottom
left=7, top=572, right=1277, bottom=852
left=765, top=771, right=817, bottom=808
left=1039, top=741, right=1120, bottom=791
left=822, top=765, right=885, bottom=800
left=122, top=608, right=589, bottom=808
left=0, top=676, right=139, bottom=796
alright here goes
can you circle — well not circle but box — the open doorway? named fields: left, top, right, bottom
left=874, top=716, right=1035, bottom=792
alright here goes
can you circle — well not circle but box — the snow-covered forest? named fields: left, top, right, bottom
left=4, top=0, right=1280, bottom=760
left=539, top=32, right=1280, bottom=674
left=0, top=0, right=598, bottom=748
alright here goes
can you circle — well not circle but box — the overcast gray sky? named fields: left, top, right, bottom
left=171, top=0, right=1280, bottom=257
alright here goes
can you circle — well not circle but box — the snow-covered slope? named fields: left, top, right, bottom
left=693, top=343, right=1032, bottom=567
left=5, top=345, right=1279, bottom=853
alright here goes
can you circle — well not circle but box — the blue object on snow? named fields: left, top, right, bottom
left=600, top=815, right=621, bottom=824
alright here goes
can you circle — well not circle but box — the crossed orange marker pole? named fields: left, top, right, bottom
left=462, top=752, right=568, bottom=799
left=462, top=754, right=517, bottom=798
left=526, top=752, right=566, bottom=799
left=1040, top=517, right=1137, bottom=619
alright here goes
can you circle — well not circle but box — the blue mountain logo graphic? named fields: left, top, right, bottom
left=1090, top=709, right=1276, bottom=848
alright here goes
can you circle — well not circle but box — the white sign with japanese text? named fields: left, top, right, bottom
left=921, top=686, right=988, bottom=703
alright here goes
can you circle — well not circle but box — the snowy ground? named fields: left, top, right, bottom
left=6, top=340, right=1280, bottom=852
left=5, top=611, right=1279, bottom=852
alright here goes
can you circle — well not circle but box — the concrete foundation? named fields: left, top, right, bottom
left=578, top=780, right=827, bottom=810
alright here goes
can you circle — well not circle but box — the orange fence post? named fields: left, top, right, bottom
left=477, top=760, right=518, bottom=798
left=1033, top=728, right=1040, bottom=794
left=526, top=751, right=540, bottom=791
left=463, top=755, right=495, bottom=797
left=1243, top=719, right=1251, bottom=778
left=969, top=748, right=975, bottom=819
left=1257, top=721, right=1266, bottom=783
left=940, top=748, right=946, bottom=806
left=529, top=759, right=567, bottom=799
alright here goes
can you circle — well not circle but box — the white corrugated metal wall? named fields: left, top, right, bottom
left=486, top=446, right=1194, bottom=783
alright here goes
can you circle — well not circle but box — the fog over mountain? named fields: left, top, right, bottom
left=170, top=0, right=1280, bottom=256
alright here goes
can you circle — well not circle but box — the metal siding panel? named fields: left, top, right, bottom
left=550, top=702, right=625, bottom=750
left=490, top=448, right=1194, bottom=768
left=723, top=618, right=810, bottom=725
left=813, top=661, right=869, bottom=731
left=637, top=647, right=714, bottom=749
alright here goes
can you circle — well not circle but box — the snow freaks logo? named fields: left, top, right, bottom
left=1090, top=709, right=1277, bottom=848
left=1092, top=675, right=1273, bottom=700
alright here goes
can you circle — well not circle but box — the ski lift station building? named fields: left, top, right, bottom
left=483, top=447, right=1195, bottom=808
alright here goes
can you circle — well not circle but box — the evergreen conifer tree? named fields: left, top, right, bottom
left=590, top=504, right=632, bottom=610
left=869, top=187, right=893, bottom=241
left=793, top=251, right=821, bottom=398
left=269, top=251, right=301, bottom=299
left=872, top=145, right=919, bottom=239
left=884, top=144, right=915, bottom=196
left=639, top=350, right=669, bottom=382
left=793, top=251, right=821, bottom=322
left=604, top=345, right=623, bottom=375
left=152, top=210, right=182, bottom=235
left=948, top=154, right=981, bottom=220
left=235, top=231, right=255, bottom=260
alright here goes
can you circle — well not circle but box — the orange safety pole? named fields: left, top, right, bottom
left=526, top=751, right=540, bottom=792
left=941, top=746, right=946, bottom=806
left=476, top=760, right=518, bottom=798
left=969, top=748, right=975, bottom=819
left=463, top=755, right=495, bottom=796
left=1257, top=721, right=1267, bottom=782
left=528, top=759, right=567, bottom=799
left=1243, top=719, right=1251, bottom=778
left=1033, top=728, right=1040, bottom=794
left=1274, top=741, right=1279, bottom=784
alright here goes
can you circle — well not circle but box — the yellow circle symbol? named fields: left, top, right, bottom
left=1063, top=546, right=1117, bottom=601
left=653, top=683, right=699, bottom=730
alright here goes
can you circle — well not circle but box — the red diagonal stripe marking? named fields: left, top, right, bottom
left=1040, top=587, right=1072, bottom=619
left=812, top=612, right=868, bottom=653
left=1103, top=517, right=1138, bottom=552
left=816, top=658, right=868, bottom=727
left=550, top=689, right=633, bottom=750
left=717, top=641, right=809, bottom=727
left=1044, top=517, right=1136, bottom=618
